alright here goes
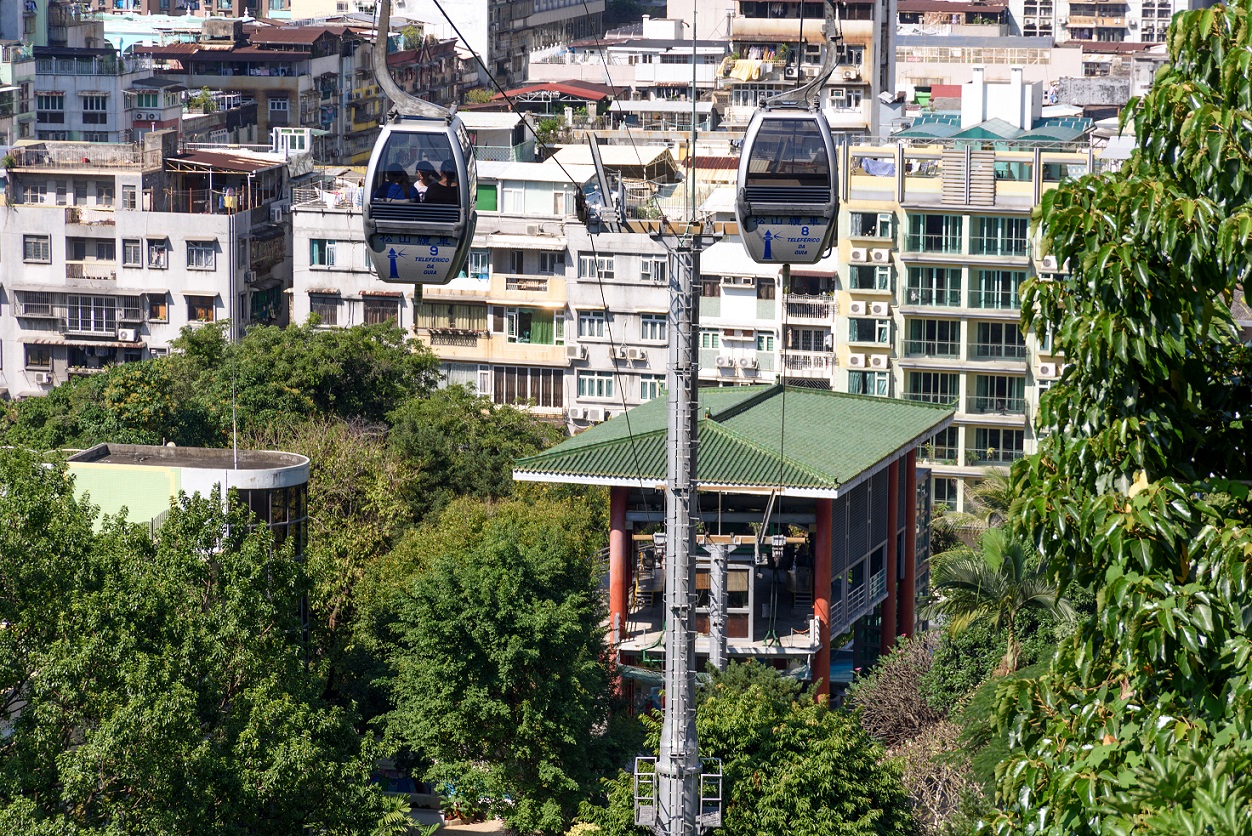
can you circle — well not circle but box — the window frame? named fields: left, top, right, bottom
left=186, top=240, right=217, bottom=271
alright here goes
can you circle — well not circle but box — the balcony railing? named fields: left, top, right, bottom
left=969, top=342, right=1028, bottom=360
left=905, top=392, right=958, bottom=406
left=36, top=55, right=152, bottom=77
left=967, top=289, right=1021, bottom=310
left=505, top=276, right=549, bottom=292
left=426, top=330, right=481, bottom=347
left=473, top=139, right=537, bottom=163
left=903, top=338, right=960, bottom=357
left=968, top=395, right=1027, bottom=414
left=782, top=351, right=834, bottom=373
left=970, top=236, right=1029, bottom=257
left=965, top=447, right=1026, bottom=465
left=905, top=234, right=962, bottom=254
left=783, top=294, right=834, bottom=320
left=904, top=287, right=962, bottom=307
left=66, top=261, right=118, bottom=281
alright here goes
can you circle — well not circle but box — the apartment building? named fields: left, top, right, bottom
left=1, top=42, right=36, bottom=147
left=0, top=129, right=303, bottom=399
left=138, top=20, right=379, bottom=163
left=721, top=0, right=897, bottom=137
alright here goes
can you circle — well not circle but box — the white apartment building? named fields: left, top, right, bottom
left=0, top=130, right=303, bottom=399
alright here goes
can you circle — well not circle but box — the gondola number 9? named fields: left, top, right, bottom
left=430, top=246, right=439, bottom=256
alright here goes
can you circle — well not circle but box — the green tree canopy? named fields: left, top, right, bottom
left=0, top=450, right=391, bottom=834
left=989, top=2, right=1252, bottom=831
left=382, top=496, right=613, bottom=835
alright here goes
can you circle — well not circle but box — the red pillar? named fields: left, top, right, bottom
left=609, top=486, right=630, bottom=646
left=901, top=449, right=918, bottom=637
left=880, top=460, right=899, bottom=657
left=814, top=498, right=833, bottom=701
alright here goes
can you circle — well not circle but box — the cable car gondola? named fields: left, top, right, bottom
left=363, top=0, right=476, bottom=285
left=735, top=4, right=843, bottom=265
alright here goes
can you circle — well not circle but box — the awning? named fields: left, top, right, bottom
left=25, top=337, right=142, bottom=348
left=178, top=290, right=219, bottom=297
left=484, top=233, right=568, bottom=250
left=361, top=290, right=403, bottom=297
left=306, top=288, right=341, bottom=295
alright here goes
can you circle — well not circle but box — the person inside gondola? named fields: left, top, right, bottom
left=375, top=168, right=417, bottom=202
left=422, top=159, right=460, bottom=205
left=414, top=160, right=437, bottom=202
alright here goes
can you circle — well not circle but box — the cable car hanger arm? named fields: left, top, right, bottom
left=763, top=0, right=846, bottom=111
left=373, top=0, right=452, bottom=121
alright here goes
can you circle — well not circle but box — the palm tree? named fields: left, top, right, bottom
left=925, top=527, right=1074, bottom=675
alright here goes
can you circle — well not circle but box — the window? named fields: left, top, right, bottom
left=926, top=426, right=959, bottom=463
left=23, top=235, right=50, bottom=262
left=508, top=250, right=525, bottom=274
left=640, top=256, right=667, bottom=284
left=309, top=239, right=338, bottom=267
left=640, top=373, right=665, bottom=401
left=849, top=211, right=893, bottom=238
left=539, top=251, right=564, bottom=274
left=476, top=183, right=498, bottom=211
left=906, top=266, right=962, bottom=307
left=364, top=297, right=399, bottom=325
left=552, top=185, right=576, bottom=216
left=269, top=97, right=289, bottom=112
left=970, top=427, right=1025, bottom=465
left=36, top=93, right=64, bottom=123
left=148, top=239, right=168, bottom=268
left=905, top=318, right=960, bottom=357
left=971, top=216, right=1029, bottom=257
left=906, top=371, right=959, bottom=404
left=186, top=241, right=216, bottom=270
left=505, top=307, right=562, bottom=345
left=847, top=370, right=890, bottom=396
left=849, top=264, right=892, bottom=291
left=641, top=313, right=666, bottom=342
left=55, top=181, right=67, bottom=205
left=848, top=318, right=890, bottom=344
left=578, top=309, right=607, bottom=339
left=418, top=302, right=487, bottom=331
left=972, top=374, right=1026, bottom=414
left=66, top=295, right=117, bottom=334
left=467, top=249, right=490, bottom=280
left=23, top=183, right=47, bottom=204
left=786, top=327, right=829, bottom=352
left=578, top=253, right=615, bottom=279
left=82, top=94, right=108, bottom=124
left=577, top=370, right=616, bottom=399
left=19, top=292, right=54, bottom=316
left=756, top=331, right=775, bottom=352
left=187, top=295, right=216, bottom=322
left=700, top=330, right=720, bottom=349
left=756, top=278, right=776, bottom=300
left=492, top=365, right=563, bottom=408
left=933, top=477, right=958, bottom=510
left=906, top=214, right=963, bottom=254
left=147, top=294, right=168, bottom=322
left=25, top=345, right=52, bottom=369
left=970, top=269, right=1025, bottom=309
left=135, top=91, right=158, bottom=109
left=310, top=294, right=339, bottom=326
left=121, top=185, right=137, bottom=210
left=972, top=321, right=1027, bottom=360
left=95, top=181, right=113, bottom=207
left=74, top=180, right=88, bottom=206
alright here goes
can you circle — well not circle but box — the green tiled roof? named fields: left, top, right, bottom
left=514, top=385, right=954, bottom=495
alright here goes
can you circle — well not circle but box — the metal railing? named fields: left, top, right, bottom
left=969, top=341, right=1028, bottom=360
left=782, top=351, right=834, bottom=372
left=473, top=139, right=536, bottom=162
left=36, top=55, right=152, bottom=76
left=904, top=338, right=960, bottom=357
left=504, top=276, right=549, bottom=292
left=904, top=287, right=963, bottom=307
left=969, top=236, right=1029, bottom=257
left=967, top=289, right=1021, bottom=309
left=968, top=395, right=1027, bottom=414
left=66, top=261, right=118, bottom=281
left=965, top=446, right=1026, bottom=465
left=784, top=294, right=834, bottom=319
left=905, top=391, right=958, bottom=406
left=905, top=234, right=963, bottom=254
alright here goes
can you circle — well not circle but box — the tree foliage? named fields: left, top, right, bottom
left=578, top=662, right=913, bottom=836
left=0, top=450, right=390, bottom=834
left=988, top=3, right=1252, bottom=831
left=383, top=497, right=612, bottom=835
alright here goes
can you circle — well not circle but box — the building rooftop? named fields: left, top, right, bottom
left=514, top=385, right=953, bottom=497
left=69, top=443, right=309, bottom=472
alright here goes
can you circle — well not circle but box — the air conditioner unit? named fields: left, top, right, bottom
left=627, top=347, right=647, bottom=361
left=849, top=247, right=868, bottom=263
left=1128, top=18, right=1138, bottom=27
left=117, top=328, right=138, bottom=342
left=870, top=248, right=890, bottom=264
left=715, top=355, right=733, bottom=368
left=784, top=65, right=798, bottom=79
left=1038, top=362, right=1059, bottom=379
left=870, top=301, right=890, bottom=317
left=846, top=353, right=866, bottom=368
left=567, top=407, right=585, bottom=420
left=32, top=372, right=51, bottom=385
left=270, top=206, right=284, bottom=223
left=1039, top=255, right=1059, bottom=272
left=526, top=224, right=541, bottom=235
left=869, top=354, right=889, bottom=369
left=586, top=406, right=606, bottom=423
left=739, top=356, right=759, bottom=370
left=848, top=300, right=867, bottom=316
left=721, top=275, right=756, bottom=287
left=565, top=343, right=587, bottom=361
left=243, top=270, right=256, bottom=282
left=843, top=69, right=858, bottom=80
left=615, top=344, right=631, bottom=359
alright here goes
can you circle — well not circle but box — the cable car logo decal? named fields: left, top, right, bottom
left=386, top=247, right=406, bottom=279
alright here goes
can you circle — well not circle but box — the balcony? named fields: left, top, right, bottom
left=66, top=261, right=118, bottom=281
left=783, top=294, right=834, bottom=321
left=425, top=329, right=482, bottom=348
left=969, top=341, right=1028, bottom=361
left=504, top=276, right=550, bottom=293
left=904, top=339, right=960, bottom=358
left=782, top=351, right=835, bottom=376
left=967, top=289, right=1021, bottom=310
left=969, top=237, right=1029, bottom=258
left=967, top=395, right=1026, bottom=415
left=65, top=207, right=116, bottom=226
left=905, top=234, right=962, bottom=255
left=905, top=392, right=958, bottom=407
left=904, top=287, right=963, bottom=308
left=965, top=447, right=1026, bottom=466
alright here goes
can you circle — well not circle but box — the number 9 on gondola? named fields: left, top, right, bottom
left=363, top=117, right=478, bottom=284
left=735, top=111, right=839, bottom=264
